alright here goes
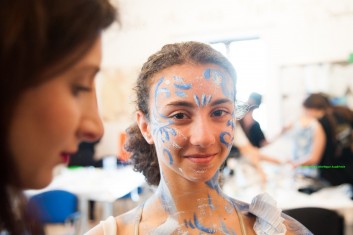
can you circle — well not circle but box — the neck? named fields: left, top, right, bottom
left=155, top=171, right=230, bottom=214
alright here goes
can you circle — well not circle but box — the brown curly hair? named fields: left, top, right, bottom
left=125, top=41, right=236, bottom=186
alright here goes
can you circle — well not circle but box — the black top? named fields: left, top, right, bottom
left=318, top=111, right=353, bottom=186
left=240, top=120, right=266, bottom=148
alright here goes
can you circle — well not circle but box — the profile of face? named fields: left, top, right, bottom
left=9, top=37, right=104, bottom=189
left=138, top=63, right=236, bottom=183
left=304, top=107, right=325, bottom=119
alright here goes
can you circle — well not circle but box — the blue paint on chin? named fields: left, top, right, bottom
left=163, top=148, right=173, bottom=165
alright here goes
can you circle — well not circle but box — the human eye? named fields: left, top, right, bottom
left=170, top=112, right=189, bottom=120
left=71, top=84, right=92, bottom=96
left=211, top=109, right=229, bottom=117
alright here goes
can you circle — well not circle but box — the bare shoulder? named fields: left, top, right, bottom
left=115, top=206, right=143, bottom=234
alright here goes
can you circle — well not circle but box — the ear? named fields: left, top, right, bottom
left=136, top=111, right=154, bottom=144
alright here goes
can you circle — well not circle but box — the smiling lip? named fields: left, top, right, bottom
left=185, top=154, right=217, bottom=163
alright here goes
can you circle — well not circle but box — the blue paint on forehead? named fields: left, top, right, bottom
left=174, top=83, right=192, bottom=90
left=204, top=68, right=211, bottom=79
left=175, top=90, right=187, bottom=97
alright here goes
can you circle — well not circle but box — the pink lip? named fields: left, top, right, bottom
left=60, top=153, right=71, bottom=164
left=185, top=154, right=216, bottom=163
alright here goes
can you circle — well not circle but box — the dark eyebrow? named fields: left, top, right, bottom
left=210, top=98, right=232, bottom=106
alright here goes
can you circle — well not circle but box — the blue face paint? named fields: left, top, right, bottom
left=193, top=213, right=216, bottom=234
left=227, top=119, right=235, bottom=130
left=194, top=94, right=201, bottom=107
left=203, top=68, right=211, bottom=79
left=163, top=148, right=173, bottom=165
left=220, top=132, right=231, bottom=148
left=175, top=90, right=187, bottom=97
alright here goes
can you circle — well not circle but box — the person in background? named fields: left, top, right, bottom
left=0, top=1, right=116, bottom=234
left=286, top=107, right=326, bottom=178
left=296, top=93, right=353, bottom=187
left=239, top=92, right=268, bottom=148
left=86, top=41, right=311, bottom=235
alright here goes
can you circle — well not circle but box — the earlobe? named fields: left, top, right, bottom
left=136, top=111, right=154, bottom=144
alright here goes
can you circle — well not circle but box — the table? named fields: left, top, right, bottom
left=26, top=165, right=146, bottom=234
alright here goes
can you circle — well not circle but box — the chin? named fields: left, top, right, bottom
left=23, top=173, right=53, bottom=190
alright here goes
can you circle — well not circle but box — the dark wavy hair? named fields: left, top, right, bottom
left=0, top=0, right=117, bottom=234
left=125, top=41, right=236, bottom=186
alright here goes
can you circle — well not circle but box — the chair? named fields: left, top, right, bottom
left=27, top=190, right=80, bottom=224
left=283, top=207, right=344, bottom=235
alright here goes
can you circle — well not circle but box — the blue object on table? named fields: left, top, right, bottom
left=27, top=189, right=79, bottom=224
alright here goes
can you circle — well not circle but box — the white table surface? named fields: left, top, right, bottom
left=26, top=165, right=146, bottom=234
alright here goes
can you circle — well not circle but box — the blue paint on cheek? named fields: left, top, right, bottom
left=227, top=119, right=235, bottom=130
left=193, top=213, right=216, bottom=234
left=220, top=132, right=231, bottom=147
left=194, top=95, right=200, bottom=107
left=163, top=148, right=173, bottom=165
left=204, top=68, right=211, bottom=79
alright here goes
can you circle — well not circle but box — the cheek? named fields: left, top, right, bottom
left=219, top=119, right=235, bottom=148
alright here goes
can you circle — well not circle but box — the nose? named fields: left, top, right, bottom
left=189, top=116, right=215, bottom=148
left=77, top=90, right=104, bottom=142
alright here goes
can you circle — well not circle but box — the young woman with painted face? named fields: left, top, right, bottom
left=86, top=42, right=311, bottom=235
left=0, top=1, right=116, bottom=234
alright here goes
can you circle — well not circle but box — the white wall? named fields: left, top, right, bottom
left=96, top=0, right=353, bottom=154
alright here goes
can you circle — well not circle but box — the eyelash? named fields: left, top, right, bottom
left=212, top=109, right=229, bottom=117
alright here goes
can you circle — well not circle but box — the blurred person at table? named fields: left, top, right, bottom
left=86, top=41, right=311, bottom=235
left=239, top=92, right=268, bottom=148
left=0, top=1, right=117, bottom=234
left=293, top=93, right=353, bottom=187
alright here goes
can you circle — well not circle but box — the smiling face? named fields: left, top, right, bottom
left=9, top=37, right=104, bottom=189
left=138, top=63, right=236, bottom=183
